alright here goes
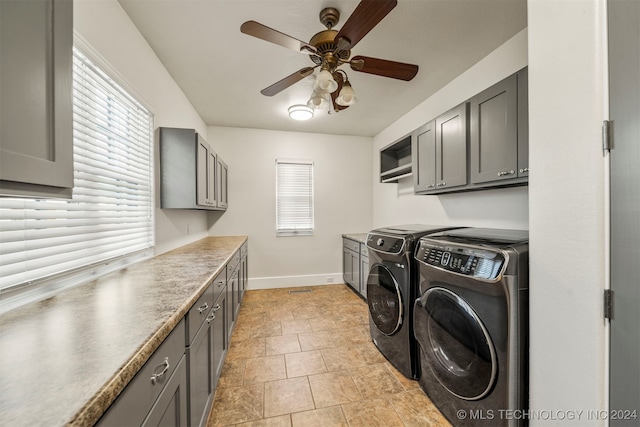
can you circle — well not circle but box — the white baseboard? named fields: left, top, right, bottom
left=247, top=273, right=344, bottom=290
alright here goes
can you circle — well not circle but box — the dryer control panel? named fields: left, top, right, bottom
left=366, top=233, right=405, bottom=254
left=415, top=241, right=506, bottom=280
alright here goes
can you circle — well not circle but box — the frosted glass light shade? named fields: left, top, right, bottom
left=288, top=104, right=314, bottom=120
left=307, top=90, right=330, bottom=109
left=336, top=82, right=357, bottom=106
left=313, top=70, right=339, bottom=93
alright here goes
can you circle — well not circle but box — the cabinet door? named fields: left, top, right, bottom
left=142, top=356, right=188, bottom=427
left=517, top=68, right=529, bottom=177
left=196, top=137, right=209, bottom=206
left=0, top=0, right=73, bottom=198
left=187, top=320, right=213, bottom=427
left=208, top=148, right=218, bottom=206
left=217, top=158, right=228, bottom=209
left=436, top=103, right=468, bottom=190
left=212, top=291, right=227, bottom=388
left=412, top=121, right=437, bottom=193
left=360, top=251, right=369, bottom=298
left=470, top=74, right=518, bottom=184
left=343, top=247, right=354, bottom=285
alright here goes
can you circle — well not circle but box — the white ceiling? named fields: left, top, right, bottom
left=118, top=0, right=527, bottom=137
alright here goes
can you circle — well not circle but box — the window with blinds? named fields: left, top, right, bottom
left=276, top=159, right=314, bottom=236
left=0, top=47, right=154, bottom=296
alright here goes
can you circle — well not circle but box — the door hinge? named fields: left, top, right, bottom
left=604, top=289, right=614, bottom=320
left=602, top=120, right=612, bottom=152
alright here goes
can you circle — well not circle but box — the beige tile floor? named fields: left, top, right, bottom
left=206, top=284, right=451, bottom=427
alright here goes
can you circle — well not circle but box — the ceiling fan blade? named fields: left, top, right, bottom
left=350, top=55, right=418, bottom=81
left=334, top=0, right=397, bottom=50
left=260, top=67, right=315, bottom=97
left=241, top=21, right=318, bottom=55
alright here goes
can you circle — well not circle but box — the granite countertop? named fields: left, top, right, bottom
left=0, top=235, right=247, bottom=427
left=342, top=233, right=369, bottom=244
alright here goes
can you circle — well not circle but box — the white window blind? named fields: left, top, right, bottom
left=276, top=159, right=314, bottom=236
left=0, top=48, right=154, bottom=293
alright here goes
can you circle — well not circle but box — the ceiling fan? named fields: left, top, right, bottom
left=240, top=0, right=419, bottom=115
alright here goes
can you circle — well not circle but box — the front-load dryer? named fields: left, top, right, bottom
left=413, top=228, right=529, bottom=426
left=366, top=224, right=463, bottom=379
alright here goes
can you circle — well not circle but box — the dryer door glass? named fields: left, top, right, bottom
left=367, top=264, right=403, bottom=335
left=421, top=287, right=497, bottom=400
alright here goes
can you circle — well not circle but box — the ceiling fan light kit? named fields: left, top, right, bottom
left=288, top=104, right=314, bottom=121
left=241, top=0, right=418, bottom=117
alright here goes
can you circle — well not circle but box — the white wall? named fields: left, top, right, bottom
left=74, top=0, right=210, bottom=255
left=206, top=126, right=373, bottom=288
left=528, top=0, right=608, bottom=425
left=372, top=29, right=529, bottom=231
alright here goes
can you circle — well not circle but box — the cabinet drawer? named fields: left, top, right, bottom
left=227, top=250, right=240, bottom=272
left=343, top=238, right=359, bottom=253
left=240, top=242, right=248, bottom=258
left=186, top=283, right=214, bottom=345
left=98, top=320, right=186, bottom=427
left=212, top=268, right=226, bottom=302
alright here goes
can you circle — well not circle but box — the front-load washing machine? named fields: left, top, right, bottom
left=413, top=228, right=529, bottom=426
left=366, top=224, right=462, bottom=379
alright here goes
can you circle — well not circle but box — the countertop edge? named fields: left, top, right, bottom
left=66, top=236, right=247, bottom=427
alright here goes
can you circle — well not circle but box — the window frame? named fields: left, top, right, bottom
left=0, top=45, right=155, bottom=313
left=275, top=158, right=314, bottom=237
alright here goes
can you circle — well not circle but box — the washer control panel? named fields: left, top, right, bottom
left=415, top=240, right=506, bottom=280
left=367, top=233, right=405, bottom=254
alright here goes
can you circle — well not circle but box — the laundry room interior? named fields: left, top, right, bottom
left=0, top=0, right=638, bottom=427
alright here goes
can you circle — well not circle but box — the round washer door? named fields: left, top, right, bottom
left=367, top=263, right=403, bottom=335
left=421, top=287, right=497, bottom=400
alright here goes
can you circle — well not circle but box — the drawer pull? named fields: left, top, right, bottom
left=198, top=302, right=209, bottom=313
left=206, top=312, right=216, bottom=324
left=497, top=170, right=515, bottom=177
left=217, top=280, right=225, bottom=287
left=212, top=304, right=221, bottom=312
left=150, top=357, right=170, bottom=385
left=519, top=167, right=529, bottom=173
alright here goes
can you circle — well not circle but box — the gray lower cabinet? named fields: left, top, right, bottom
left=342, top=238, right=360, bottom=291
left=240, top=243, right=248, bottom=303
left=212, top=289, right=227, bottom=388
left=98, top=245, right=246, bottom=427
left=470, top=68, right=529, bottom=184
left=0, top=0, right=74, bottom=199
left=142, top=356, right=188, bottom=427
left=97, top=321, right=187, bottom=427
left=343, top=238, right=367, bottom=299
left=359, top=243, right=369, bottom=298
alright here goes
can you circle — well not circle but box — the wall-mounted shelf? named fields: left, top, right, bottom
left=380, top=134, right=412, bottom=183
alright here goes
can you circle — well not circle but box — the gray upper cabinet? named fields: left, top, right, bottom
left=216, top=157, right=228, bottom=210
left=412, top=121, right=436, bottom=192
left=414, top=103, right=468, bottom=194
left=0, top=0, right=74, bottom=199
left=160, top=127, right=227, bottom=211
left=470, top=68, right=529, bottom=184
left=407, top=67, right=528, bottom=195
left=436, top=103, right=468, bottom=190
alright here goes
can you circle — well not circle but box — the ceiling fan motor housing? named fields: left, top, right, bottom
left=308, top=29, right=351, bottom=66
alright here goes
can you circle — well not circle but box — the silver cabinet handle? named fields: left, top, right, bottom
left=150, top=357, right=170, bottom=385
left=497, top=170, right=515, bottom=176
left=426, top=184, right=435, bottom=189
left=198, top=302, right=209, bottom=313
left=212, top=304, right=221, bottom=312
left=206, top=312, right=216, bottom=324
left=436, top=182, right=446, bottom=187
left=217, top=280, right=225, bottom=287
left=519, top=167, right=529, bottom=173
